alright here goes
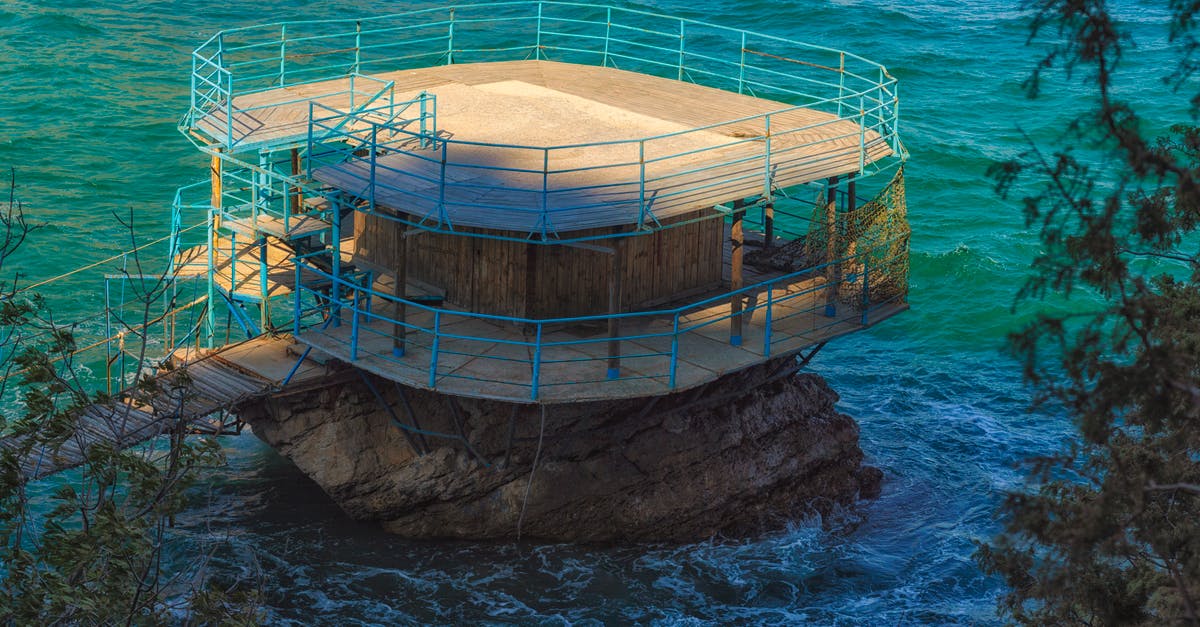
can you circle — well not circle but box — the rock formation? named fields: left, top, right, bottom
left=236, top=356, right=882, bottom=542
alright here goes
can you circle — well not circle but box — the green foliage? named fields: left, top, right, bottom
left=977, top=2, right=1200, bottom=625
left=0, top=172, right=263, bottom=624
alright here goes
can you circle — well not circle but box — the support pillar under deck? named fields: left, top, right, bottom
left=393, top=220, right=408, bottom=357
left=730, top=198, right=746, bottom=346
left=205, top=150, right=222, bottom=348
left=606, top=226, right=623, bottom=379
left=824, top=176, right=840, bottom=318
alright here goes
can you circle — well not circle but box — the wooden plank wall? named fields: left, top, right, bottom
left=619, top=210, right=724, bottom=310
left=527, top=209, right=725, bottom=317
left=357, top=208, right=724, bottom=319
left=407, top=225, right=529, bottom=318
left=353, top=211, right=395, bottom=270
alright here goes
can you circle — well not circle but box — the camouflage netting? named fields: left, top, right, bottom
left=836, top=167, right=909, bottom=309
left=746, top=167, right=910, bottom=312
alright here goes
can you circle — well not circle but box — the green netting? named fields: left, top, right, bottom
left=841, top=167, right=910, bottom=309
left=745, top=167, right=909, bottom=312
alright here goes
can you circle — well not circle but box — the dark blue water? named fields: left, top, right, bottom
left=0, top=0, right=1184, bottom=623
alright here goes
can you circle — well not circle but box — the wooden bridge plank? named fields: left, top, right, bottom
left=0, top=338, right=297, bottom=482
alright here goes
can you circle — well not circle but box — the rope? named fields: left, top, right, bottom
left=5, top=222, right=205, bottom=298
left=0, top=296, right=209, bottom=385
left=516, top=403, right=546, bottom=542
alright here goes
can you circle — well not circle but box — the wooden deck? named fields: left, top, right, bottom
left=298, top=276, right=905, bottom=404
left=197, top=60, right=892, bottom=234
left=174, top=234, right=298, bottom=302
left=0, top=337, right=326, bottom=481
left=223, top=213, right=330, bottom=240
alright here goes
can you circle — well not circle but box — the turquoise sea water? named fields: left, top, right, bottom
left=0, top=0, right=1186, bottom=624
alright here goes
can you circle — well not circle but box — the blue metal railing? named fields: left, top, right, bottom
left=185, top=2, right=903, bottom=158
left=291, top=235, right=907, bottom=401
left=301, top=91, right=892, bottom=239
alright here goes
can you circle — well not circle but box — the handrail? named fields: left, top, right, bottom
left=185, top=1, right=902, bottom=159
left=291, top=223, right=908, bottom=400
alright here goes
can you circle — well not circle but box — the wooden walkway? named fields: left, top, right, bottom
left=0, top=337, right=325, bottom=481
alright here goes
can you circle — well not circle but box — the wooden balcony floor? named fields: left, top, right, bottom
left=295, top=270, right=905, bottom=404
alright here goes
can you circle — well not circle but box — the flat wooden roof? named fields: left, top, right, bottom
left=198, top=60, right=892, bottom=235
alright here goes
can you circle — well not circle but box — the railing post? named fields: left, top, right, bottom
left=677, top=20, right=685, bottom=81
left=446, top=8, right=455, bottom=65
left=431, top=93, right=438, bottom=139
left=168, top=190, right=182, bottom=276
left=763, top=280, right=774, bottom=356
left=861, top=260, right=870, bottom=326
left=189, top=54, right=197, bottom=121
left=103, top=277, right=113, bottom=394
left=279, top=25, right=287, bottom=85
left=535, top=1, right=544, bottom=61
left=763, top=113, right=772, bottom=203
left=531, top=322, right=543, bottom=400
left=859, top=96, right=867, bottom=174
left=837, top=52, right=845, bottom=118
left=738, top=31, right=747, bottom=94
left=891, top=83, right=901, bottom=154
left=225, top=70, right=234, bottom=149
left=370, top=124, right=378, bottom=210
left=354, top=20, right=362, bottom=73
left=603, top=7, right=612, bottom=67
left=293, top=262, right=302, bottom=336
left=878, top=68, right=887, bottom=130
left=229, top=230, right=238, bottom=294
left=429, top=311, right=441, bottom=388
left=307, top=102, right=314, bottom=179
left=668, top=313, right=680, bottom=389
left=419, top=93, right=429, bottom=148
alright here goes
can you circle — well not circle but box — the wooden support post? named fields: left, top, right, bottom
left=606, top=230, right=623, bottom=379
left=210, top=152, right=222, bottom=230
left=290, top=148, right=302, bottom=218
left=824, top=176, right=840, bottom=317
left=393, top=219, right=408, bottom=357
left=206, top=151, right=222, bottom=348
left=259, top=236, right=269, bottom=331
left=730, top=198, right=746, bottom=346
left=763, top=201, right=775, bottom=249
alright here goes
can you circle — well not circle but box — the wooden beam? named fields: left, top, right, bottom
left=607, top=229, right=623, bottom=379
left=824, top=176, right=840, bottom=317
left=763, top=201, right=775, bottom=249
left=730, top=198, right=746, bottom=346
left=259, top=236, right=270, bottom=330
left=393, top=219, right=408, bottom=356
left=210, top=151, right=222, bottom=231
left=290, top=148, right=303, bottom=217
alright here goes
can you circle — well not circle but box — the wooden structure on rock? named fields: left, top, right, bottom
left=1, top=1, right=912, bottom=488
left=169, top=1, right=911, bottom=404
